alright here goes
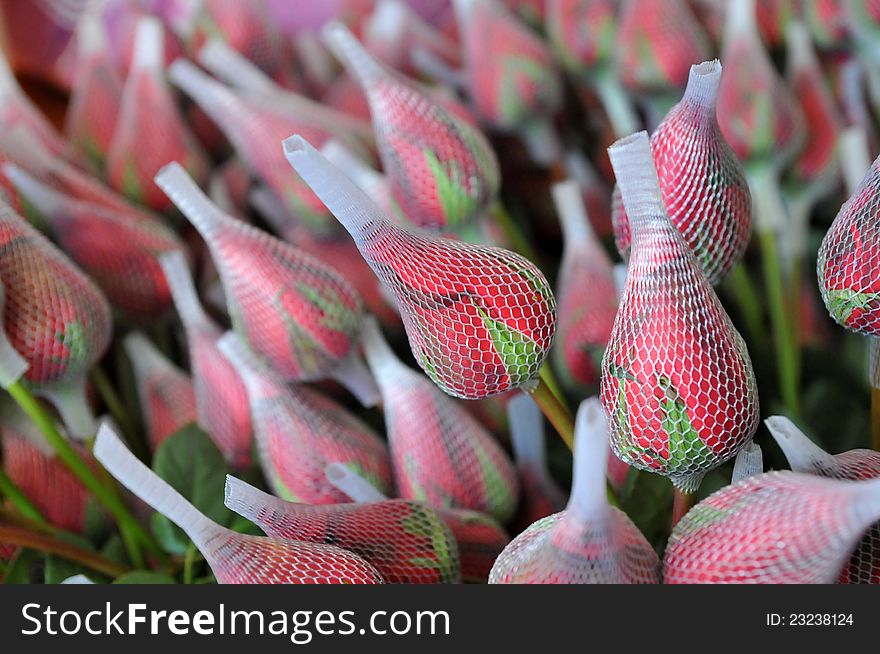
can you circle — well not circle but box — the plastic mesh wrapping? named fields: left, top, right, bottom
left=611, top=61, right=752, bottom=285
left=615, top=0, right=712, bottom=98
left=0, top=399, right=98, bottom=533
left=124, top=332, right=196, bottom=451
left=553, top=180, right=618, bottom=389
left=817, top=152, right=880, bottom=336
left=63, top=13, right=122, bottom=172
left=663, top=471, right=880, bottom=583
left=0, top=199, right=111, bottom=437
left=286, top=136, right=556, bottom=400
left=156, top=162, right=365, bottom=384
left=490, top=398, right=661, bottom=584
left=7, top=166, right=186, bottom=323
left=324, top=23, right=499, bottom=232
left=360, top=317, right=519, bottom=523
left=601, top=132, right=759, bottom=493
left=160, top=252, right=253, bottom=470
left=452, top=0, right=563, bottom=132
left=224, top=475, right=460, bottom=584
left=94, top=424, right=385, bottom=584
left=106, top=18, right=209, bottom=212
left=217, top=333, right=391, bottom=504
left=766, top=416, right=880, bottom=584
left=169, top=59, right=339, bottom=239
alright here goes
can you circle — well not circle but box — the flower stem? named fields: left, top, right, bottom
left=490, top=202, right=539, bottom=262
left=538, top=364, right=566, bottom=407
left=89, top=365, right=147, bottom=461
left=183, top=540, right=197, bottom=584
left=671, top=488, right=695, bottom=529
left=0, top=525, right=130, bottom=578
left=530, top=377, right=574, bottom=450
left=3, top=380, right=165, bottom=566
left=0, top=469, right=46, bottom=525
left=722, top=262, right=767, bottom=353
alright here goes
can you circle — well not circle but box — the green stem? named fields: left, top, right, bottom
left=723, top=262, right=767, bottom=353
left=3, top=381, right=165, bottom=566
left=671, top=487, right=694, bottom=529
left=490, top=202, right=539, bottom=262
left=89, top=365, right=146, bottom=461
left=593, top=68, right=640, bottom=139
left=0, top=469, right=46, bottom=525
left=0, top=525, right=130, bottom=579
left=538, top=364, right=566, bottom=408
left=183, top=541, right=197, bottom=584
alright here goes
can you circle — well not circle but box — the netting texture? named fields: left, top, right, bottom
left=612, top=62, right=752, bottom=285
left=601, top=133, right=759, bottom=492
left=664, top=471, right=880, bottom=584
left=326, top=23, right=499, bottom=232
left=817, top=154, right=880, bottom=335
left=125, top=333, right=197, bottom=450
left=286, top=137, right=557, bottom=400
left=0, top=200, right=111, bottom=390
left=156, top=163, right=364, bottom=383
left=615, top=0, right=712, bottom=95
left=106, top=19, right=209, bottom=212
left=546, top=0, right=616, bottom=75
left=0, top=55, right=68, bottom=158
left=161, top=252, right=253, bottom=470
left=362, top=318, right=519, bottom=523
left=454, top=0, right=562, bottom=131
left=218, top=333, right=392, bottom=504
left=437, top=507, right=510, bottom=583
left=224, top=477, right=460, bottom=584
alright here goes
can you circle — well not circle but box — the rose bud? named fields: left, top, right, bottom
left=0, top=201, right=112, bottom=438
left=359, top=317, right=519, bottom=523
left=552, top=180, right=618, bottom=390
left=452, top=0, right=564, bottom=164
left=155, top=163, right=373, bottom=401
left=124, top=332, right=196, bottom=451
left=766, top=416, right=880, bottom=584
left=106, top=18, right=209, bottom=213
left=602, top=131, right=760, bottom=493
left=0, top=52, right=67, bottom=158
left=507, top=393, right=568, bottom=529
left=217, top=332, right=391, bottom=505
left=169, top=59, right=341, bottom=240
left=615, top=0, right=712, bottom=114
left=324, top=460, right=511, bottom=584
left=323, top=23, right=500, bottom=233
left=7, top=166, right=186, bottom=323
left=803, top=0, right=849, bottom=50
left=63, top=13, right=123, bottom=173
left=1, top=398, right=100, bottom=533
left=817, top=153, right=880, bottom=335
left=94, top=423, right=385, bottom=584
left=160, top=252, right=253, bottom=471
left=664, top=470, right=880, bottom=583
left=224, top=474, right=460, bottom=584
left=490, top=398, right=661, bottom=584
left=612, top=61, right=752, bottom=285
left=285, top=136, right=557, bottom=399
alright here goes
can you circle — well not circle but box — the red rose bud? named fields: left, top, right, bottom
left=325, top=460, right=510, bottom=584
left=7, top=165, right=186, bottom=323
left=716, top=0, right=805, bottom=168
left=546, top=0, right=616, bottom=74
left=452, top=0, right=563, bottom=156
left=217, top=332, right=391, bottom=504
left=363, top=0, right=461, bottom=76
left=156, top=162, right=367, bottom=387
left=507, top=393, right=567, bottom=529
left=0, top=200, right=111, bottom=438
left=817, top=153, right=880, bottom=336
left=755, top=0, right=795, bottom=47
left=94, top=424, right=385, bottom=584
left=160, top=251, right=253, bottom=470
left=360, top=317, right=519, bottom=523
left=552, top=180, right=618, bottom=389
left=285, top=136, right=557, bottom=399
left=766, top=416, right=880, bottom=584
left=804, top=0, right=849, bottom=50
left=0, top=52, right=68, bottom=158
left=323, top=22, right=501, bottom=232
left=169, top=59, right=340, bottom=240
left=490, top=398, right=661, bottom=584
left=1, top=399, right=99, bottom=533
left=612, top=61, right=752, bottom=285
left=224, top=474, right=460, bottom=584
left=124, top=332, right=197, bottom=450
left=602, top=132, right=760, bottom=493
left=0, top=278, right=28, bottom=389
left=106, top=18, right=209, bottom=212
left=664, top=470, right=880, bottom=583
left=63, top=13, right=122, bottom=172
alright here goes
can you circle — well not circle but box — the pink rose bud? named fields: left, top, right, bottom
left=546, top=0, right=617, bottom=75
